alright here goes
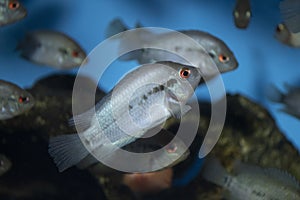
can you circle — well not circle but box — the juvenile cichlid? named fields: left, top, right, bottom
left=105, top=18, right=238, bottom=77
left=275, top=23, right=300, bottom=47
left=233, top=0, right=252, bottom=29
left=279, top=0, right=300, bottom=33
left=202, top=158, right=300, bottom=200
left=0, top=80, right=34, bottom=120
left=267, top=83, right=300, bottom=119
left=78, top=130, right=190, bottom=173
left=0, top=0, right=26, bottom=26
left=49, top=61, right=201, bottom=172
left=17, top=30, right=87, bottom=69
left=0, top=154, right=12, bottom=176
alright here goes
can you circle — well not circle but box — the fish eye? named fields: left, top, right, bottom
left=218, top=54, right=230, bottom=63
left=18, top=96, right=30, bottom=103
left=72, top=51, right=79, bottom=58
left=245, top=11, right=251, bottom=18
left=166, top=144, right=177, bottom=153
left=179, top=68, right=191, bottom=79
left=276, top=24, right=284, bottom=33
left=234, top=11, right=239, bottom=18
left=8, top=1, right=20, bottom=10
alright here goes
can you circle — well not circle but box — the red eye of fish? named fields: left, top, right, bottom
left=18, top=96, right=29, bottom=103
left=179, top=68, right=191, bottom=79
left=166, top=144, right=177, bottom=153
left=218, top=54, right=230, bottom=63
left=8, top=1, right=20, bottom=10
left=72, top=51, right=79, bottom=57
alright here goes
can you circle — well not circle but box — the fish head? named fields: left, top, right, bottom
left=58, top=46, right=87, bottom=69
left=158, top=61, right=202, bottom=102
left=0, top=0, right=27, bottom=26
left=233, top=9, right=251, bottom=29
left=0, top=155, right=12, bottom=176
left=10, top=89, right=35, bottom=115
left=274, top=23, right=290, bottom=44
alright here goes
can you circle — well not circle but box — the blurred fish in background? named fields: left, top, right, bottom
left=267, top=83, right=300, bottom=120
left=0, top=80, right=34, bottom=120
left=233, top=0, right=252, bottom=29
left=0, top=154, right=12, bottom=176
left=275, top=23, right=300, bottom=47
left=16, top=30, right=87, bottom=69
left=105, top=18, right=238, bottom=78
left=202, top=158, right=300, bottom=200
left=279, top=0, right=300, bottom=33
left=0, top=0, right=26, bottom=26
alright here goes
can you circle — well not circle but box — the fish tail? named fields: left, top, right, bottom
left=266, top=84, right=284, bottom=103
left=201, top=158, right=229, bottom=187
left=105, top=18, right=129, bottom=38
left=279, top=0, right=300, bottom=33
left=48, top=133, right=90, bottom=172
left=16, top=34, right=40, bottom=60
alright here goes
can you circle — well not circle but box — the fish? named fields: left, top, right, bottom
left=202, top=158, right=300, bottom=200
left=0, top=154, right=12, bottom=176
left=0, top=80, right=34, bottom=120
left=49, top=61, right=201, bottom=172
left=0, top=0, right=27, bottom=26
left=275, top=23, right=300, bottom=47
left=77, top=130, right=190, bottom=173
left=16, top=30, right=87, bottom=69
left=267, top=83, right=300, bottom=119
left=105, top=18, right=238, bottom=77
left=233, top=0, right=252, bottom=29
left=279, top=0, right=300, bottom=33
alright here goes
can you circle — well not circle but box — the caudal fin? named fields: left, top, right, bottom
left=266, top=84, right=284, bottom=103
left=105, top=18, right=129, bottom=38
left=279, top=0, right=300, bottom=33
left=201, top=158, right=229, bottom=187
left=48, top=133, right=90, bottom=172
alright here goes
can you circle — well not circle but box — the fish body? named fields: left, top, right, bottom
left=17, top=30, right=87, bottom=69
left=279, top=0, right=300, bottom=33
left=233, top=0, right=251, bottom=29
left=275, top=23, right=300, bottom=47
left=106, top=19, right=238, bottom=77
left=202, top=158, right=300, bottom=200
left=0, top=0, right=26, bottom=26
left=267, top=84, right=300, bottom=119
left=49, top=61, right=201, bottom=172
left=0, top=80, right=34, bottom=120
left=0, top=154, right=12, bottom=176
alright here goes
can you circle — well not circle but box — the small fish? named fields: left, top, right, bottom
left=202, top=158, right=300, bottom=200
left=279, top=0, right=300, bottom=33
left=0, top=80, right=34, bottom=120
left=49, top=61, right=201, bottom=172
left=275, top=23, right=300, bottom=47
left=17, top=30, right=87, bottom=69
left=267, top=83, right=300, bottom=119
left=77, top=130, right=190, bottom=173
left=233, top=0, right=252, bottom=29
left=0, top=154, right=12, bottom=176
left=0, top=0, right=26, bottom=26
left=105, top=18, right=238, bottom=77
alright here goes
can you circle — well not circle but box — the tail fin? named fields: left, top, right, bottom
left=279, top=0, right=300, bottom=33
left=201, top=158, right=229, bottom=187
left=105, top=18, right=129, bottom=38
left=48, top=133, right=90, bottom=172
left=266, top=84, right=284, bottom=103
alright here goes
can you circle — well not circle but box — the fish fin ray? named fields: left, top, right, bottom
left=263, top=168, right=300, bottom=190
left=280, top=0, right=300, bottom=33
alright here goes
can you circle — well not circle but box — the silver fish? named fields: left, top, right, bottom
left=202, top=158, right=300, bottom=200
left=0, top=0, right=26, bottom=26
left=233, top=0, right=252, bottom=29
left=0, top=80, right=34, bottom=120
left=0, top=154, right=12, bottom=176
left=275, top=23, right=300, bottom=47
left=105, top=18, right=238, bottom=77
left=78, top=130, right=190, bottom=173
left=267, top=83, right=300, bottom=119
left=49, top=61, right=201, bottom=172
left=279, top=0, right=300, bottom=33
left=17, top=30, right=87, bottom=69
